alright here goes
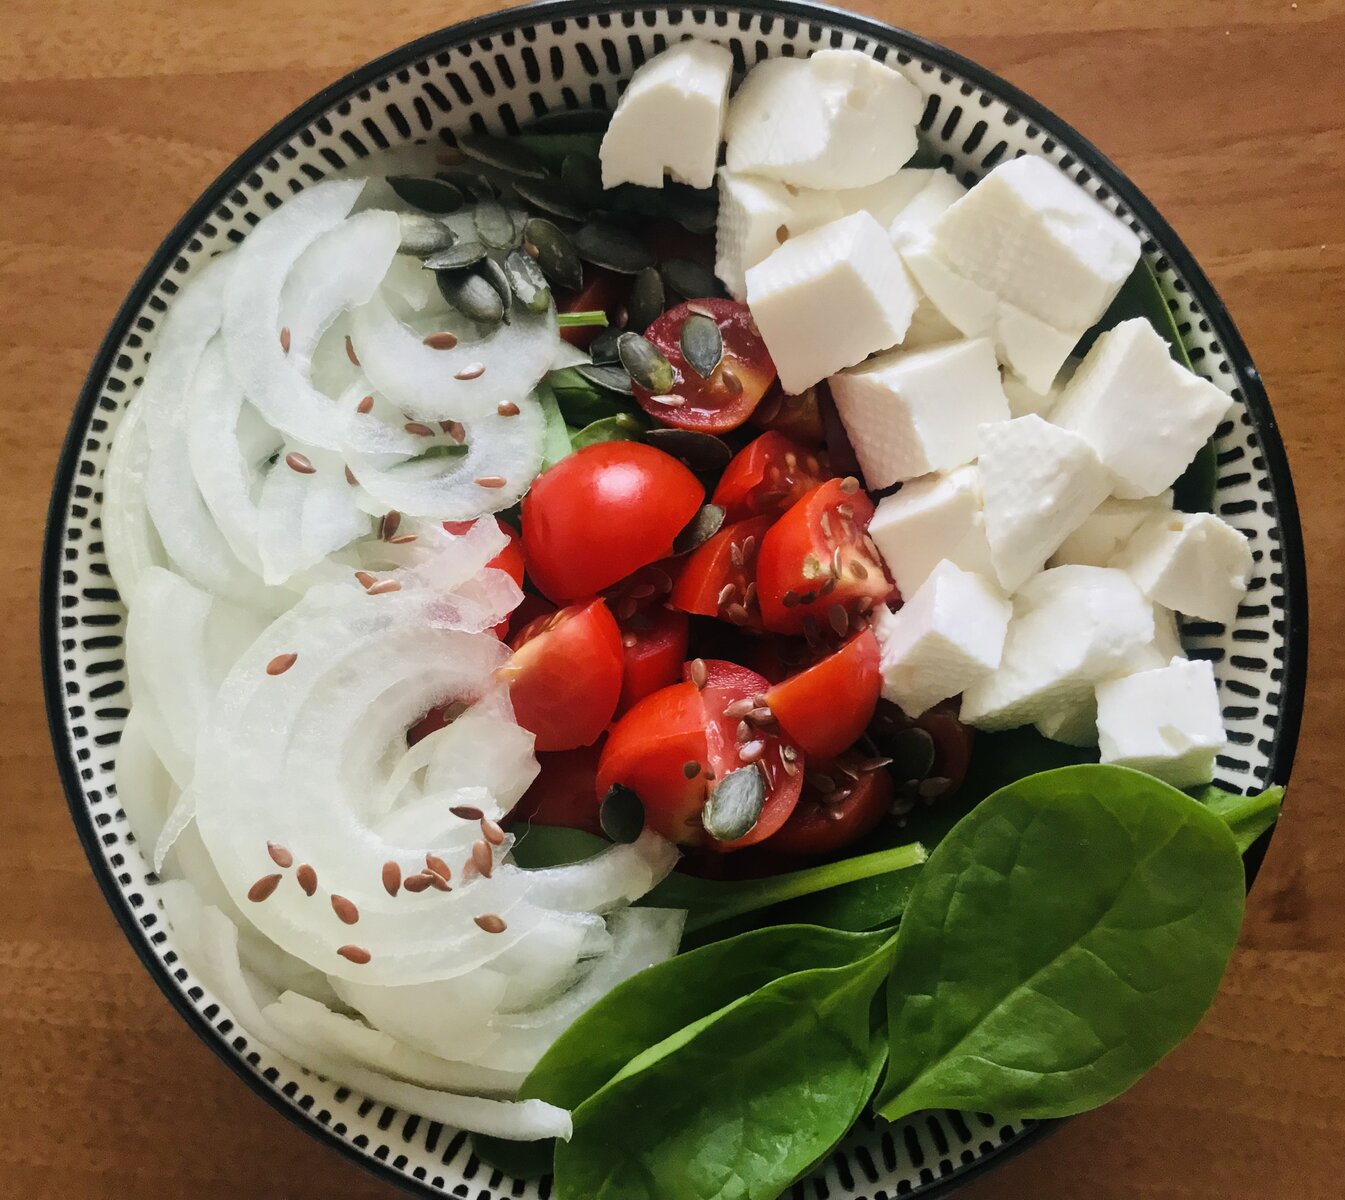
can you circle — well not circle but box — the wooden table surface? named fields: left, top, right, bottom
left=3, top=1, right=1342, bottom=1196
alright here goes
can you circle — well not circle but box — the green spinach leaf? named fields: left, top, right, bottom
left=1191, top=783, right=1285, bottom=854
left=876, top=764, right=1246, bottom=1122
left=570, top=412, right=648, bottom=449
left=546, top=367, right=631, bottom=426
left=553, top=934, right=897, bottom=1200
left=537, top=382, right=573, bottom=468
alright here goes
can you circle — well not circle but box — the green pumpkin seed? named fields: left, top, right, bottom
left=627, top=267, right=665, bottom=335
left=571, top=413, right=647, bottom=450
left=679, top=313, right=724, bottom=379
left=560, top=153, right=604, bottom=207
left=523, top=109, right=612, bottom=135
left=885, top=726, right=937, bottom=782
left=576, top=362, right=634, bottom=396
left=458, top=133, right=548, bottom=179
left=474, top=198, right=519, bottom=250
left=388, top=175, right=465, bottom=214
left=397, top=213, right=458, bottom=256
left=423, top=240, right=488, bottom=271
left=478, top=256, right=515, bottom=324
left=438, top=270, right=504, bottom=326
left=435, top=167, right=498, bottom=200
left=618, top=332, right=676, bottom=394
left=524, top=218, right=583, bottom=293
left=664, top=183, right=719, bottom=233
left=511, top=177, right=588, bottom=223
left=672, top=503, right=726, bottom=556
left=503, top=249, right=553, bottom=313
left=599, top=784, right=646, bottom=844
left=643, top=429, right=732, bottom=473
left=574, top=221, right=656, bottom=275
left=661, top=257, right=725, bottom=302
left=587, top=325, right=622, bottom=365
left=701, top=767, right=765, bottom=842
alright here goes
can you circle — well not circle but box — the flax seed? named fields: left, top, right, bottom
left=266, top=653, right=298, bottom=677
left=248, top=874, right=282, bottom=902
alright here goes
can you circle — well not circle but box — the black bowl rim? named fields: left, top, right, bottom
left=40, top=1, right=1309, bottom=1197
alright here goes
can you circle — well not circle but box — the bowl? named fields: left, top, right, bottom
left=41, top=1, right=1308, bottom=1196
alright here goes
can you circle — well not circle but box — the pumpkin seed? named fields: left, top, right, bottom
left=435, top=166, right=498, bottom=200
left=575, top=362, right=634, bottom=396
left=423, top=240, right=487, bottom=271
left=663, top=183, right=719, bottom=233
left=388, top=175, right=466, bottom=214
left=627, top=267, right=665, bottom=334
left=571, top=413, right=647, bottom=449
left=587, top=325, right=622, bottom=364
left=511, top=176, right=588, bottom=223
left=478, top=256, right=515, bottom=324
left=701, top=767, right=766, bottom=842
left=882, top=726, right=937, bottom=783
left=503, top=248, right=552, bottom=313
left=672, top=504, right=726, bottom=556
left=560, top=153, right=604, bottom=208
left=574, top=221, right=656, bottom=275
left=679, top=313, right=724, bottom=379
left=599, top=784, right=645, bottom=845
left=661, top=257, right=725, bottom=302
left=474, top=198, right=519, bottom=250
left=524, top=217, right=583, bottom=292
left=524, top=109, right=612, bottom=135
left=643, top=429, right=732, bottom=473
left=458, top=133, right=548, bottom=179
left=618, top=332, right=675, bottom=394
left=438, top=270, right=505, bottom=326
left=397, top=213, right=458, bottom=256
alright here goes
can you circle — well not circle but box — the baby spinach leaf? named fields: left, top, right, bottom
left=545, top=366, right=631, bottom=426
left=1191, top=783, right=1285, bottom=854
left=570, top=412, right=648, bottom=449
left=537, top=382, right=573, bottom=468
left=553, top=934, right=898, bottom=1200
left=509, top=824, right=608, bottom=868
left=876, top=763, right=1246, bottom=1123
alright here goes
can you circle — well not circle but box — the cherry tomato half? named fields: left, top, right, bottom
left=558, top=265, right=629, bottom=349
left=522, top=442, right=704, bottom=603
left=444, top=517, right=525, bottom=638
left=764, top=630, right=882, bottom=760
left=712, top=432, right=832, bottom=522
left=751, top=383, right=827, bottom=447
left=680, top=657, right=769, bottom=693
left=507, top=743, right=605, bottom=837
left=669, top=515, right=773, bottom=625
left=633, top=299, right=777, bottom=433
left=616, top=604, right=690, bottom=716
left=507, top=599, right=623, bottom=751
left=764, top=754, right=892, bottom=858
left=756, top=478, right=894, bottom=636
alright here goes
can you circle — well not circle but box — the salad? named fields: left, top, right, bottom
left=103, top=34, right=1285, bottom=1199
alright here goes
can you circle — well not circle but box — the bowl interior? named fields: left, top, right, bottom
left=43, top=2, right=1306, bottom=1198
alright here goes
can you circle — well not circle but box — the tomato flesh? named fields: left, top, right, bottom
left=765, top=630, right=882, bottom=760
left=756, top=478, right=894, bottom=636
left=558, top=265, right=629, bottom=348
left=751, top=383, right=827, bottom=447
left=507, top=743, right=606, bottom=837
left=764, top=755, right=892, bottom=858
left=507, top=599, right=623, bottom=751
left=633, top=299, right=776, bottom=433
left=680, top=657, right=770, bottom=693
left=616, top=605, right=690, bottom=716
left=522, top=442, right=704, bottom=603
left=669, top=515, right=773, bottom=624
left=712, top=432, right=831, bottom=522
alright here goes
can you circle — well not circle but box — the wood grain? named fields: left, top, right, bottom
left=2, top=2, right=1341, bottom=1197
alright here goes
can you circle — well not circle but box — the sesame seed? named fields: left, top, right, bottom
left=423, top=332, right=460, bottom=350
left=741, top=535, right=757, bottom=559
left=455, top=362, right=487, bottom=380
left=296, top=864, right=317, bottom=896
left=337, top=944, right=372, bottom=965
left=266, top=652, right=298, bottom=677
left=744, top=581, right=758, bottom=609
left=285, top=452, right=316, bottom=475
left=738, top=740, right=766, bottom=764
left=683, top=760, right=702, bottom=779
left=248, top=874, right=282, bottom=902
left=474, top=914, right=507, bottom=934
left=425, top=853, right=453, bottom=882
left=451, top=804, right=485, bottom=820
left=345, top=335, right=360, bottom=366
left=481, top=819, right=506, bottom=846
left=404, top=421, right=435, bottom=437
left=366, top=579, right=402, bottom=596
left=331, top=895, right=360, bottom=925
left=356, top=394, right=375, bottom=415
left=279, top=327, right=291, bottom=353
left=497, top=400, right=520, bottom=417
left=471, top=840, right=494, bottom=878
left=267, top=842, right=294, bottom=869
left=729, top=543, right=745, bottom=569
left=382, top=861, right=402, bottom=897
left=476, top=475, right=507, bottom=489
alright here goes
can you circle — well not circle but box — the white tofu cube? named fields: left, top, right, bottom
left=746, top=211, right=917, bottom=394
left=994, top=303, right=1081, bottom=397
left=1049, top=492, right=1173, bottom=567
left=961, top=565, right=1155, bottom=730
left=901, top=298, right=963, bottom=351
left=928, top=155, right=1141, bottom=337
left=978, top=414, right=1113, bottom=592
left=600, top=40, right=734, bottom=190
left=867, top=465, right=994, bottom=598
left=833, top=169, right=936, bottom=229
left=1035, top=697, right=1100, bottom=748
left=1052, top=319, right=1232, bottom=498
left=898, top=233, right=1000, bottom=338
left=714, top=171, right=843, bottom=300
left=890, top=171, right=968, bottom=248
left=1096, top=658, right=1226, bottom=787
left=830, top=338, right=1010, bottom=488
left=873, top=561, right=1012, bottom=716
left=725, top=50, right=923, bottom=189
left=1116, top=511, right=1254, bottom=624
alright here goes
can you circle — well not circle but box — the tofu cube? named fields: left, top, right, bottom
left=867, top=465, right=994, bottom=598
left=890, top=171, right=968, bottom=248
left=1052, top=319, right=1232, bottom=498
left=725, top=50, right=923, bottom=189
left=1116, top=511, right=1254, bottom=624
left=1049, top=492, right=1173, bottom=568
left=714, top=171, right=843, bottom=300
left=600, top=40, right=734, bottom=190
left=900, top=298, right=963, bottom=351
left=830, top=338, right=1010, bottom=488
left=833, top=169, right=937, bottom=229
left=873, top=560, right=1011, bottom=716
left=1096, top=658, right=1226, bottom=788
left=978, top=414, right=1113, bottom=592
left=746, top=211, right=917, bottom=394
left=961, top=565, right=1155, bottom=730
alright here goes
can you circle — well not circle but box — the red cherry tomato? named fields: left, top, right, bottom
left=444, top=517, right=525, bottom=637
left=558, top=265, right=629, bottom=348
left=680, top=657, right=770, bottom=693
left=751, top=384, right=827, bottom=447
left=712, top=432, right=832, bottom=522
left=522, top=443, right=704, bottom=603
left=644, top=219, right=715, bottom=267
left=506, top=592, right=556, bottom=641
left=764, top=630, right=882, bottom=760
left=406, top=698, right=473, bottom=747
left=633, top=299, right=777, bottom=433
left=764, top=755, right=892, bottom=857
left=507, top=743, right=606, bottom=837
left=507, top=599, right=623, bottom=751
left=669, top=515, right=773, bottom=624
left=616, top=605, right=690, bottom=716
left=756, top=478, right=894, bottom=636
left=745, top=635, right=827, bottom=684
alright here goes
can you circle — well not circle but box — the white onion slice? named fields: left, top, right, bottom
left=114, top=708, right=177, bottom=852
left=350, top=292, right=558, bottom=423
left=103, top=399, right=168, bottom=599
left=255, top=446, right=371, bottom=584
left=380, top=254, right=439, bottom=316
